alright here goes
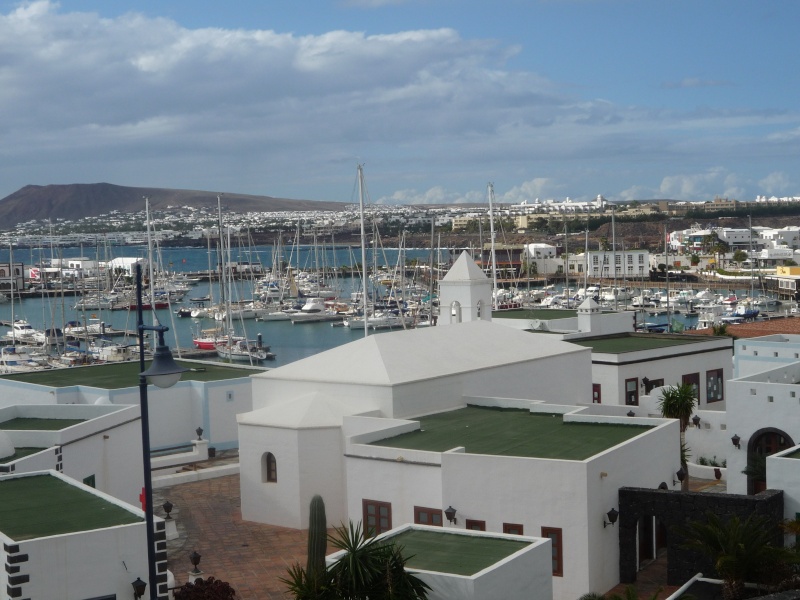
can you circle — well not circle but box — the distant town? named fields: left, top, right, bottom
left=1, top=193, right=799, bottom=249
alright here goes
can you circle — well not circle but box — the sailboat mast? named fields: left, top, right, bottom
left=357, top=164, right=369, bottom=338
left=487, top=183, right=498, bottom=310
left=564, top=217, right=569, bottom=307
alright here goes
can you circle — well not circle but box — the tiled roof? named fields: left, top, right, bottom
left=685, top=316, right=800, bottom=339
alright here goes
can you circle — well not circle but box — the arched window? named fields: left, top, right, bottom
left=450, top=301, right=462, bottom=324
left=476, top=300, right=482, bottom=319
left=0, top=269, right=5, bottom=277
left=262, top=452, right=277, bottom=483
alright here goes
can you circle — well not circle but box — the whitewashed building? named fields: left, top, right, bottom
left=0, top=470, right=154, bottom=600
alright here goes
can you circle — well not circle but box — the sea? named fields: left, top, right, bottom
left=0, top=244, right=449, bottom=365
left=0, top=244, right=782, bottom=365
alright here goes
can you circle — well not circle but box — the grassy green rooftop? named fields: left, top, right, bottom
left=0, top=474, right=142, bottom=540
left=0, top=418, right=85, bottom=431
left=1, top=360, right=257, bottom=389
left=0, top=447, right=46, bottom=464
left=783, top=448, right=800, bottom=459
left=372, top=406, right=650, bottom=460
left=390, top=529, right=530, bottom=576
left=572, top=333, right=712, bottom=354
left=492, top=308, right=578, bottom=320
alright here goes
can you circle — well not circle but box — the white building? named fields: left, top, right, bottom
left=237, top=257, right=682, bottom=600
left=567, top=250, right=649, bottom=281
left=0, top=470, right=155, bottom=600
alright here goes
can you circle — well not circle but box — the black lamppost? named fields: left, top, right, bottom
left=136, top=263, right=188, bottom=599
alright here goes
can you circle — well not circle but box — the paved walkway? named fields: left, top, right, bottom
left=155, top=474, right=308, bottom=600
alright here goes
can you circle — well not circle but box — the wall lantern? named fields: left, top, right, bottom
left=731, top=434, right=741, bottom=449
left=692, top=415, right=701, bottom=428
left=444, top=506, right=457, bottom=525
left=132, top=577, right=147, bottom=599
left=673, top=467, right=686, bottom=486
left=641, top=377, right=650, bottom=392
left=603, top=508, right=619, bottom=528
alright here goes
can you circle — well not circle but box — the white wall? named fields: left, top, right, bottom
left=767, top=448, right=800, bottom=525
left=726, top=372, right=800, bottom=495
left=239, top=424, right=301, bottom=527
left=590, top=346, right=732, bottom=408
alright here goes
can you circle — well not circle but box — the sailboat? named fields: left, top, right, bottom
left=211, top=197, right=276, bottom=363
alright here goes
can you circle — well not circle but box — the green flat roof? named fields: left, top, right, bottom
left=1, top=360, right=257, bottom=389
left=0, top=447, right=47, bottom=464
left=0, top=474, right=142, bottom=540
left=390, top=529, right=530, bottom=576
left=0, top=418, right=85, bottom=431
left=783, top=448, right=800, bottom=459
left=372, top=406, right=650, bottom=460
left=492, top=309, right=578, bottom=320
left=572, top=333, right=712, bottom=354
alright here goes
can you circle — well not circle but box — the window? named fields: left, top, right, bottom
left=542, top=527, right=563, bottom=576
left=262, top=452, right=277, bottom=483
left=450, top=301, right=462, bottom=324
left=363, top=499, right=392, bottom=536
left=465, top=519, right=486, bottom=531
left=706, top=369, right=724, bottom=403
left=503, top=523, right=524, bottom=535
left=625, top=378, right=639, bottom=406
left=644, top=378, right=663, bottom=395
left=414, top=506, right=443, bottom=527
left=476, top=300, right=482, bottom=319
left=592, top=383, right=601, bottom=404
left=682, top=373, right=700, bottom=400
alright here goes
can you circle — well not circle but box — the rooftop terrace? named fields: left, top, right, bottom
left=492, top=308, right=578, bottom=320
left=0, top=417, right=85, bottom=430
left=572, top=333, right=717, bottom=354
left=389, top=529, right=531, bottom=576
left=0, top=474, right=142, bottom=540
left=371, top=406, right=651, bottom=460
left=0, top=360, right=258, bottom=389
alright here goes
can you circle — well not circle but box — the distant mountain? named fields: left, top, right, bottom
left=0, top=183, right=348, bottom=227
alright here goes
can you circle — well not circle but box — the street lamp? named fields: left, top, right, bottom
left=136, top=263, right=188, bottom=599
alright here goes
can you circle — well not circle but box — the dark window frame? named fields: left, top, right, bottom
left=263, top=452, right=277, bottom=482
left=413, top=506, right=443, bottom=527
left=706, top=368, right=724, bottom=403
left=503, top=522, right=524, bottom=535
left=542, top=526, right=563, bottom=577
left=363, top=499, right=392, bottom=537
left=465, top=519, right=486, bottom=531
left=625, top=377, right=639, bottom=406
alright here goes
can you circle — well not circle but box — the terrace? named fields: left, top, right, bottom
left=388, top=528, right=531, bottom=576
left=0, top=473, right=142, bottom=541
left=0, top=360, right=258, bottom=389
left=371, top=406, right=651, bottom=460
left=571, top=333, right=712, bottom=354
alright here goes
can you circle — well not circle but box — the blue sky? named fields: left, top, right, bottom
left=0, top=0, right=798, bottom=206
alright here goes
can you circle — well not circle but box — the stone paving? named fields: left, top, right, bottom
left=154, top=473, right=308, bottom=600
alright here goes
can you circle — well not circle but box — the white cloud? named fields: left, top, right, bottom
left=658, top=168, right=730, bottom=199
left=759, top=171, right=791, bottom=195
left=0, top=1, right=797, bottom=205
left=375, top=186, right=481, bottom=205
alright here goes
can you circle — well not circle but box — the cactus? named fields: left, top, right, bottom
left=306, top=494, right=327, bottom=577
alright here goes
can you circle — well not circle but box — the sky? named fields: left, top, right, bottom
left=1, top=0, right=799, bottom=206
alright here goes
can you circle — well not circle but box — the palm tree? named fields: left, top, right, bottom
left=658, top=383, right=697, bottom=490
left=680, top=512, right=795, bottom=600
left=282, top=521, right=430, bottom=600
